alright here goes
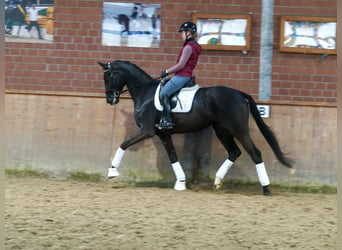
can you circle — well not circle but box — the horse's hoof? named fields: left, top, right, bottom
left=214, top=177, right=222, bottom=190
left=174, top=180, right=186, bottom=191
left=263, top=185, right=271, bottom=196
left=289, top=168, right=296, bottom=175
left=108, top=167, right=120, bottom=178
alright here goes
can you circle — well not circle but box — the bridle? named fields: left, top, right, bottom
left=104, top=69, right=126, bottom=99
left=103, top=63, right=127, bottom=96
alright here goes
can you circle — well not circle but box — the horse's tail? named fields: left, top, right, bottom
left=241, top=92, right=293, bottom=168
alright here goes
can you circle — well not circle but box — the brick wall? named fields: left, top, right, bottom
left=5, top=0, right=337, bottom=103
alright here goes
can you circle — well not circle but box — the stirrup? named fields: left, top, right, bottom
left=155, top=123, right=174, bottom=130
left=155, top=119, right=175, bottom=130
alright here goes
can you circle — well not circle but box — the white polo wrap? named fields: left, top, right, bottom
left=216, top=159, right=234, bottom=179
left=111, top=147, right=125, bottom=168
left=256, top=162, right=270, bottom=186
left=172, top=162, right=186, bottom=181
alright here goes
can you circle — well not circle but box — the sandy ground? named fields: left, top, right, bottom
left=5, top=177, right=336, bottom=250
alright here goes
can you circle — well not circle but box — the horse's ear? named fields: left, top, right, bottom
left=97, top=62, right=107, bottom=70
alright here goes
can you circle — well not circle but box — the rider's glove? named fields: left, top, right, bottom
left=160, top=70, right=168, bottom=78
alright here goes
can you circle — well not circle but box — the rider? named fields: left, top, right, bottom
left=155, top=21, right=202, bottom=130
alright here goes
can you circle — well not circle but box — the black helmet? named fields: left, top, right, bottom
left=178, top=22, right=197, bottom=33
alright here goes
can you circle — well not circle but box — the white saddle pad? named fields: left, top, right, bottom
left=154, top=84, right=200, bottom=113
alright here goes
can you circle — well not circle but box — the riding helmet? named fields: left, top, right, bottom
left=178, top=22, right=197, bottom=33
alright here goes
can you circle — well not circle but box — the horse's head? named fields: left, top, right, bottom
left=98, top=61, right=126, bottom=105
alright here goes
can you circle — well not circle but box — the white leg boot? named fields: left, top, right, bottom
left=172, top=162, right=186, bottom=191
left=256, top=162, right=270, bottom=186
left=108, top=147, right=125, bottom=178
left=214, top=159, right=234, bottom=189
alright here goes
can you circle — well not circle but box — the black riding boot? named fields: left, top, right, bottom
left=155, top=95, right=175, bottom=130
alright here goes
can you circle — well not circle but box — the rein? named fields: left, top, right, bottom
left=105, top=68, right=162, bottom=95
left=121, top=76, right=161, bottom=94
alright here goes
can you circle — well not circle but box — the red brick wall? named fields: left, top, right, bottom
left=5, top=0, right=337, bottom=103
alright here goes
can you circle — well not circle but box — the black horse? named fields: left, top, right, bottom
left=98, top=60, right=293, bottom=195
left=5, top=1, right=28, bottom=36
left=113, top=14, right=130, bottom=36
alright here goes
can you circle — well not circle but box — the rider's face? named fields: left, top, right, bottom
left=181, top=31, right=189, bottom=41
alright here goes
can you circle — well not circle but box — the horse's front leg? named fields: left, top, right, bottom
left=108, top=128, right=154, bottom=178
left=158, top=133, right=186, bottom=191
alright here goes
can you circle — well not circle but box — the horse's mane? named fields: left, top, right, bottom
left=113, top=60, right=153, bottom=80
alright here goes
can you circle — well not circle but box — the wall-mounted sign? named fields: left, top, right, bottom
left=192, top=12, right=252, bottom=51
left=5, top=0, right=54, bottom=43
left=102, top=2, right=160, bottom=48
left=279, top=15, right=336, bottom=54
left=257, top=105, right=271, bottom=118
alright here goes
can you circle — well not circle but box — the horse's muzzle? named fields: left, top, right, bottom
left=106, top=95, right=119, bottom=105
left=113, top=97, right=120, bottom=104
left=106, top=96, right=114, bottom=105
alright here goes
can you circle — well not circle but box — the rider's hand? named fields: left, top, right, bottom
left=160, top=70, right=168, bottom=78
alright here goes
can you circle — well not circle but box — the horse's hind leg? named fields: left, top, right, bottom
left=158, top=133, right=186, bottom=191
left=236, top=133, right=271, bottom=195
left=213, top=125, right=241, bottom=189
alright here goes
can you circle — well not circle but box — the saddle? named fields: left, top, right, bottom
left=154, top=77, right=200, bottom=113
left=161, top=77, right=196, bottom=105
